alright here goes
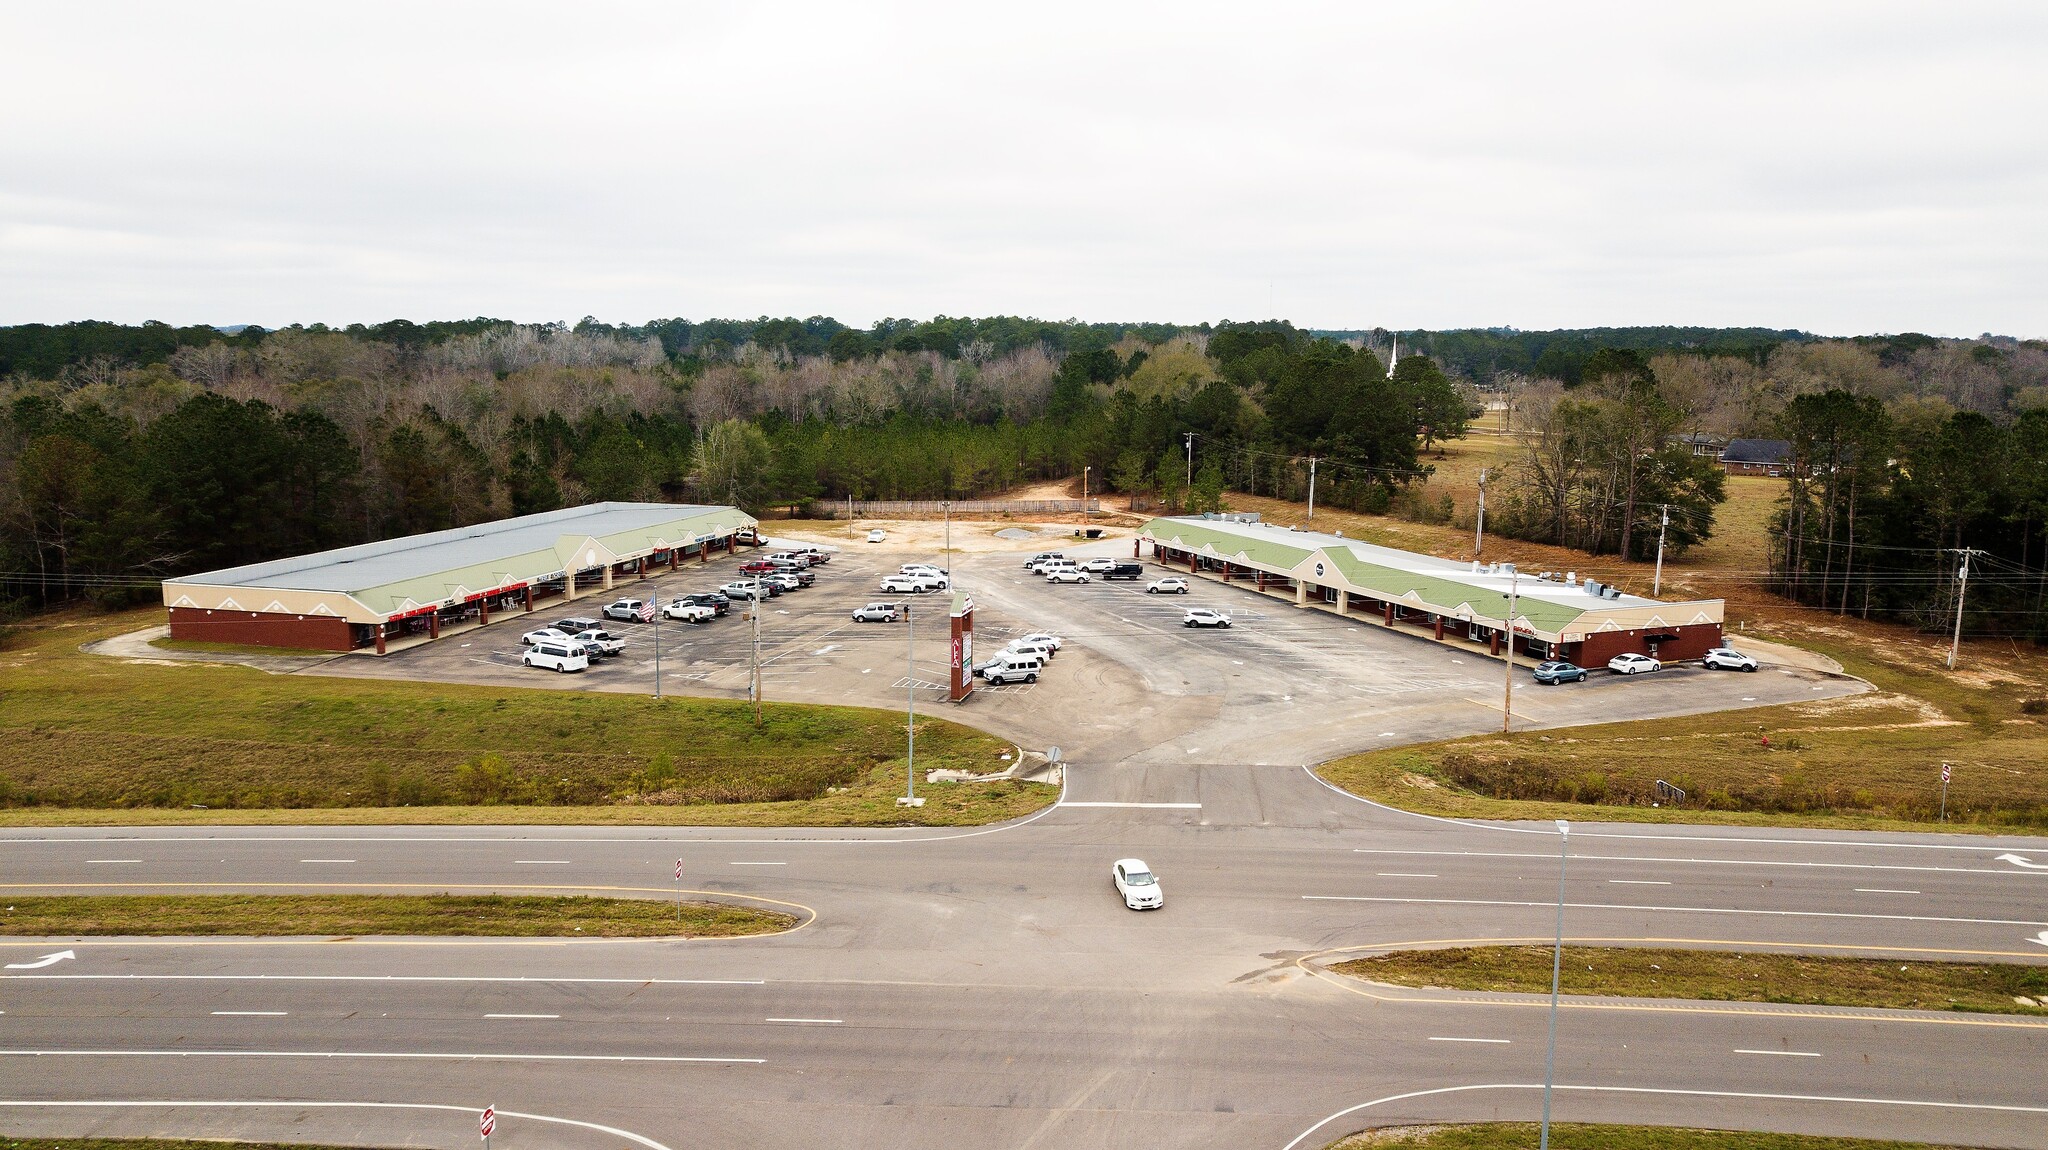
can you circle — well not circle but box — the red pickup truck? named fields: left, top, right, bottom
left=740, top=559, right=778, bottom=575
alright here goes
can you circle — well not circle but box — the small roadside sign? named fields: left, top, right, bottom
left=1942, top=762, right=1952, bottom=783
left=479, top=1106, right=495, bottom=1140
left=675, top=859, right=684, bottom=880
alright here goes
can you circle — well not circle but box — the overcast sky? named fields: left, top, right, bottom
left=3, top=2, right=2043, bottom=336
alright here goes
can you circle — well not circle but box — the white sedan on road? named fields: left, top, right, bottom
left=1147, top=577, right=1189, bottom=594
left=1182, top=608, right=1231, bottom=628
left=1607, top=652, right=1662, bottom=675
left=1112, top=858, right=1163, bottom=910
left=1045, top=568, right=1090, bottom=584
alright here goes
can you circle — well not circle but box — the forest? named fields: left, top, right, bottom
left=3, top=314, right=2046, bottom=641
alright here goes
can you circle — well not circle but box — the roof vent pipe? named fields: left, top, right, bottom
left=1566, top=571, right=1576, bottom=584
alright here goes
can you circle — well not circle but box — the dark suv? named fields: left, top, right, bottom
left=682, top=592, right=730, bottom=616
left=1103, top=563, right=1144, bottom=580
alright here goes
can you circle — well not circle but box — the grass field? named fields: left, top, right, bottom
left=1328, top=1125, right=1983, bottom=1149
left=0, top=894, right=796, bottom=938
left=1330, top=947, right=2048, bottom=1016
left=0, top=609, right=1052, bottom=825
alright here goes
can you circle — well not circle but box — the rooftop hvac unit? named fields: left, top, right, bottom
left=1584, top=580, right=1604, bottom=596
left=1566, top=571, right=1577, bottom=584
left=1471, top=561, right=1484, bottom=574
left=1602, top=586, right=1621, bottom=600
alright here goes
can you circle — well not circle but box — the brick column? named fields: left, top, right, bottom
left=524, top=587, right=534, bottom=613
left=1383, top=602, right=1395, bottom=625
left=428, top=613, right=440, bottom=639
left=478, top=598, right=489, bottom=626
left=1434, top=616, right=1445, bottom=639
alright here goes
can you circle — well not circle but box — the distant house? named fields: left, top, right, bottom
left=1672, top=431, right=1729, bottom=459
left=1719, top=438, right=1793, bottom=477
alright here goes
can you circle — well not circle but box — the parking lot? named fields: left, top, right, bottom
left=320, top=525, right=1867, bottom=779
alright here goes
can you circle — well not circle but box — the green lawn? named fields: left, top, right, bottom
left=0, top=894, right=795, bottom=938
left=1330, top=947, right=2048, bottom=1016
left=1329, top=1126, right=1982, bottom=1149
left=0, top=610, right=1052, bottom=825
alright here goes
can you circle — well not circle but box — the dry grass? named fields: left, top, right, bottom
left=0, top=609, right=1052, bottom=826
left=1331, top=946, right=2048, bottom=1016
left=1328, top=1125, right=1980, bottom=1150
left=0, top=894, right=795, bottom=938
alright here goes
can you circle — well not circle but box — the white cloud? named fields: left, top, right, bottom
left=1, top=1, right=2043, bottom=335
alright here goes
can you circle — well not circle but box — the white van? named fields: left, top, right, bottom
left=977, top=651, right=1044, bottom=683
left=522, top=641, right=589, bottom=673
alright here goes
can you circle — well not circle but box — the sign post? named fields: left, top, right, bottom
left=1940, top=762, right=1952, bottom=822
left=675, top=858, right=684, bottom=920
left=948, top=591, right=975, bottom=703
left=479, top=1105, right=495, bottom=1150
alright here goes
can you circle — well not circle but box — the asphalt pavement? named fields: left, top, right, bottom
left=8, top=534, right=2046, bottom=1149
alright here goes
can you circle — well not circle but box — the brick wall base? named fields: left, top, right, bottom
left=168, top=608, right=355, bottom=652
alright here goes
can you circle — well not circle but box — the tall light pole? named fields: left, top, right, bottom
left=1501, top=564, right=1518, bottom=734
left=1082, top=466, right=1090, bottom=520
left=1652, top=504, right=1670, bottom=597
left=1184, top=432, right=1195, bottom=488
left=1305, top=456, right=1318, bottom=521
left=1948, top=549, right=1979, bottom=670
left=904, top=601, right=918, bottom=805
left=943, top=501, right=951, bottom=570
left=1539, top=819, right=1570, bottom=1150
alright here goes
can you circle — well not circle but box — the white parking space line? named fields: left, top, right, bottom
left=1059, top=802, right=1202, bottom=809
left=1735, top=1048, right=1821, bottom=1057
left=1608, top=879, right=1672, bottom=885
left=730, top=861, right=787, bottom=866
left=1377, top=873, right=1439, bottom=879
left=1855, top=888, right=1921, bottom=894
left=766, top=1017, right=842, bottom=1024
left=298, top=859, right=355, bottom=864
left=211, top=1011, right=288, bottom=1017
left=515, top=860, right=572, bottom=865
left=86, top=860, right=141, bottom=864
left=485, top=1013, right=560, bottom=1019
left=1428, top=1036, right=1509, bottom=1044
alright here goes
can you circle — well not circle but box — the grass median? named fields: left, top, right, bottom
left=1330, top=947, right=2048, bottom=1016
left=0, top=609, right=1051, bottom=826
left=1328, top=1125, right=1985, bottom=1149
left=0, top=894, right=796, bottom=938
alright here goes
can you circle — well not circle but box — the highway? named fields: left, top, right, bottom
left=3, top=762, right=2046, bottom=1150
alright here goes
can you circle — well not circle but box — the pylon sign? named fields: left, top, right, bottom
left=949, top=591, right=975, bottom=702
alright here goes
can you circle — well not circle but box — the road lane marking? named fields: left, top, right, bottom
left=1279, top=1084, right=2048, bottom=1150
left=210, top=1011, right=286, bottom=1017
left=1428, top=1036, right=1508, bottom=1044
left=0, top=1102, right=678, bottom=1150
left=1298, top=895, right=2048, bottom=928
left=1346, top=847, right=2019, bottom=876
left=1736, top=1048, right=1821, bottom=1057
left=1377, top=873, right=1439, bottom=878
left=514, top=860, right=572, bottom=865
left=1059, top=802, right=1202, bottom=809
left=1856, top=888, right=1921, bottom=895
left=2, top=975, right=765, bottom=985
left=1609, top=879, right=1671, bottom=885
left=0, top=1048, right=764, bottom=1064
left=766, top=1017, right=841, bottom=1024
left=485, top=1014, right=559, bottom=1019
left=730, top=861, right=786, bottom=866
left=298, top=859, right=355, bottom=864
left=86, top=860, right=141, bottom=864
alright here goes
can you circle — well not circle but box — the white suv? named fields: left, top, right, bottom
left=1078, top=557, right=1118, bottom=573
left=603, top=598, right=653, bottom=623
left=1045, top=567, right=1090, bottom=584
left=1702, top=647, right=1758, bottom=672
left=522, top=641, right=589, bottom=673
left=1147, top=577, right=1189, bottom=594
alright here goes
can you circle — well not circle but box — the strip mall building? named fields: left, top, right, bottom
left=162, top=502, right=758, bottom=654
left=1138, top=515, right=1724, bottom=665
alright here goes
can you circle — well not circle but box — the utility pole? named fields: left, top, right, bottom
left=1473, top=468, right=1487, bottom=557
left=905, top=602, right=917, bottom=805
left=1502, top=564, right=1518, bottom=734
left=653, top=599, right=662, bottom=702
left=749, top=600, right=762, bottom=727
left=1184, top=432, right=1195, bottom=488
left=1305, top=457, right=1318, bottom=521
left=1652, top=504, right=1670, bottom=598
left=846, top=493, right=853, bottom=539
left=1947, top=549, right=1982, bottom=670
left=943, top=500, right=951, bottom=568
left=1081, top=467, right=1090, bottom=521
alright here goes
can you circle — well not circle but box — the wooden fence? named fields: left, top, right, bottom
left=821, top=499, right=1100, bottom=518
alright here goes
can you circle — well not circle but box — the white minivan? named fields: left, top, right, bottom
left=522, top=641, right=589, bottom=673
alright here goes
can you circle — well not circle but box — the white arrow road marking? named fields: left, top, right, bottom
left=4, top=951, right=73, bottom=971
left=2030, top=931, right=2048, bottom=948
left=1997, top=853, right=2048, bottom=870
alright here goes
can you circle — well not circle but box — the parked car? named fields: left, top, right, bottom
left=1533, top=660, right=1588, bottom=685
left=1004, top=639, right=1056, bottom=664
left=1182, top=608, right=1231, bottom=628
left=1148, top=577, right=1190, bottom=594
left=1103, top=563, right=1145, bottom=580
left=602, top=598, right=653, bottom=623
left=851, top=602, right=900, bottom=623
left=1045, top=568, right=1090, bottom=585
left=976, top=652, right=1044, bottom=680
left=554, top=616, right=603, bottom=635
left=879, top=573, right=943, bottom=594
left=1112, top=858, right=1163, bottom=910
left=766, top=563, right=815, bottom=586
left=899, top=563, right=948, bottom=579
left=682, top=592, right=730, bottom=616
left=790, top=545, right=829, bottom=564
left=739, top=560, right=778, bottom=576
left=1702, top=647, right=1759, bottom=672
left=521, top=626, right=580, bottom=647
left=1607, top=652, right=1662, bottom=675
left=765, top=550, right=808, bottom=566
left=761, top=572, right=801, bottom=593
left=662, top=599, right=716, bottom=623
left=721, top=580, right=767, bottom=600
left=1022, top=552, right=1066, bottom=570
left=569, top=628, right=625, bottom=658
left=1015, top=630, right=1062, bottom=652
left=867, top=529, right=887, bottom=543
left=1077, top=557, right=1118, bottom=573
left=522, top=641, right=589, bottom=673
left=982, top=660, right=1039, bottom=685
